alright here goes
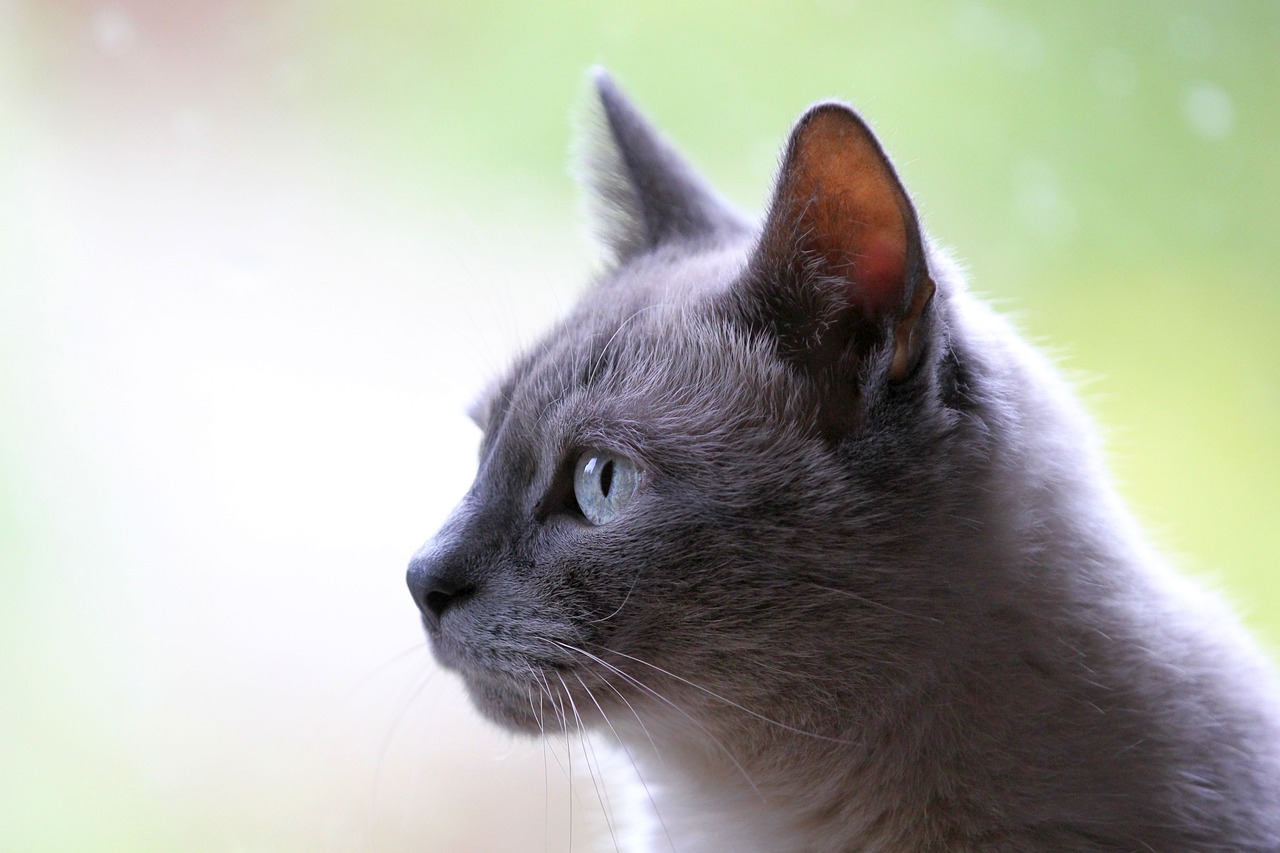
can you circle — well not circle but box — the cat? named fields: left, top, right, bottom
left=407, top=69, right=1280, bottom=852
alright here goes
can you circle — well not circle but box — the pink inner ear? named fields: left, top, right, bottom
left=848, top=230, right=906, bottom=315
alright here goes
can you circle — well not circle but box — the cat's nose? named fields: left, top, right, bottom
left=406, top=551, right=476, bottom=630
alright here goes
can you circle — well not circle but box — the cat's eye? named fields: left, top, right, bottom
left=573, top=450, right=639, bottom=525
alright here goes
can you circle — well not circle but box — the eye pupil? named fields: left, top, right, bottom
left=600, top=460, right=614, bottom=497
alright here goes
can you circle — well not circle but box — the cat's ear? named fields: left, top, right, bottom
left=578, top=68, right=752, bottom=264
left=741, top=103, right=936, bottom=412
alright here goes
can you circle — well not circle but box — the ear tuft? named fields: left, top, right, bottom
left=575, top=69, right=751, bottom=265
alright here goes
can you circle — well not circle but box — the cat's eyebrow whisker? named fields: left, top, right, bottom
left=543, top=638, right=766, bottom=801
left=573, top=671, right=678, bottom=853
left=594, top=644, right=856, bottom=745
left=556, top=670, right=621, bottom=853
left=587, top=303, right=666, bottom=387
left=803, top=583, right=944, bottom=625
left=587, top=566, right=644, bottom=624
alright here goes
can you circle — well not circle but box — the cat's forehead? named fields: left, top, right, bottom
left=591, top=239, right=752, bottom=307
left=472, top=241, right=752, bottom=431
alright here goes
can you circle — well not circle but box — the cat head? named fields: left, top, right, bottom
left=407, top=71, right=961, bottom=740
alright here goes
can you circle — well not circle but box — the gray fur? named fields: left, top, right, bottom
left=408, top=76, right=1280, bottom=852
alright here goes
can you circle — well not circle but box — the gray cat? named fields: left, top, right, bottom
left=407, top=70, right=1280, bottom=852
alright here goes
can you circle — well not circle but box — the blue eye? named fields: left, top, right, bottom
left=573, top=450, right=639, bottom=525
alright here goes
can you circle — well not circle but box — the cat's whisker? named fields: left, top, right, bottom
left=802, top=583, right=944, bottom=624
left=551, top=635, right=670, bottom=766
left=533, top=670, right=571, bottom=779
left=525, top=671, right=547, bottom=738
left=592, top=643, right=855, bottom=745
left=557, top=670, right=621, bottom=853
left=537, top=683, right=552, bottom=853
left=573, top=671, right=678, bottom=853
left=522, top=673, right=553, bottom=853
left=373, top=665, right=436, bottom=773
left=331, top=642, right=430, bottom=718
left=370, top=666, right=437, bottom=835
left=587, top=303, right=666, bottom=387
left=314, top=640, right=433, bottom=839
left=587, top=566, right=643, bottom=624
left=593, top=662, right=664, bottom=764
left=544, top=671, right=587, bottom=853
left=544, top=638, right=766, bottom=802
left=544, top=673, right=574, bottom=853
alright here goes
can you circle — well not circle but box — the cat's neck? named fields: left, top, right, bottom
left=612, top=707, right=978, bottom=853
left=602, top=286, right=1168, bottom=853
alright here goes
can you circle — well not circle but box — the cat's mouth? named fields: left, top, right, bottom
left=425, top=625, right=597, bottom=734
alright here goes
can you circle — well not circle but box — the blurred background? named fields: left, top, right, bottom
left=1, top=1, right=1277, bottom=850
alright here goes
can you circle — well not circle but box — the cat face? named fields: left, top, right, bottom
left=408, top=71, right=950, bottom=739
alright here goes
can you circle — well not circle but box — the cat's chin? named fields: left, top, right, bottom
left=460, top=673, right=549, bottom=736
